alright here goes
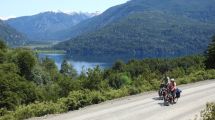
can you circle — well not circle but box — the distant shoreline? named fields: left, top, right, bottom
left=35, top=49, right=66, bottom=54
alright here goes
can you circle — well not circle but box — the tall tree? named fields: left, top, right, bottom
left=41, top=57, right=58, bottom=80
left=0, top=40, right=6, bottom=63
left=205, top=35, right=215, bottom=69
left=16, top=50, right=36, bottom=80
left=60, top=59, right=77, bottom=78
left=112, top=60, right=125, bottom=72
left=0, top=39, right=7, bottom=50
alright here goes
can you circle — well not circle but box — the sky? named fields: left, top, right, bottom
left=0, top=0, right=129, bottom=20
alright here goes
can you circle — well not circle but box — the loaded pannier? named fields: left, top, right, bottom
left=176, top=88, right=182, bottom=98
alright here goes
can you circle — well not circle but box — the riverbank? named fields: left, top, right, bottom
left=35, top=49, right=66, bottom=54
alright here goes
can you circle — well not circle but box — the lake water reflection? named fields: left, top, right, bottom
left=38, top=53, right=110, bottom=74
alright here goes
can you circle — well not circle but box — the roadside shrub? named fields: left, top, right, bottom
left=177, top=78, right=189, bottom=84
left=0, top=101, right=66, bottom=120
left=108, top=72, right=132, bottom=89
left=104, top=88, right=129, bottom=100
left=58, top=90, right=106, bottom=111
left=206, top=70, right=215, bottom=79
left=58, top=96, right=78, bottom=111
left=170, top=67, right=185, bottom=78
left=0, top=115, right=15, bottom=120
left=133, top=75, right=152, bottom=90
left=177, top=69, right=215, bottom=85
left=0, top=108, right=9, bottom=117
left=128, top=86, right=141, bottom=95
left=149, top=79, right=160, bottom=90
left=82, top=67, right=107, bottom=90
left=68, top=90, right=91, bottom=108
left=104, top=89, right=120, bottom=100
left=90, top=91, right=106, bottom=104
left=201, top=103, right=215, bottom=120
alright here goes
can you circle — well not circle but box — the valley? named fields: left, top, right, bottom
left=1, top=0, right=215, bottom=120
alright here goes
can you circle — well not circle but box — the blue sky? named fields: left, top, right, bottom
left=0, top=0, right=129, bottom=20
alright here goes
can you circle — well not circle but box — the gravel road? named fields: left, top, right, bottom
left=29, top=80, right=215, bottom=120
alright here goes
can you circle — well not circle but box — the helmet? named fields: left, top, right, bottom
left=170, top=78, right=175, bottom=82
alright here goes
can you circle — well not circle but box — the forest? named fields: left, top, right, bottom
left=0, top=36, right=215, bottom=120
left=55, top=11, right=215, bottom=58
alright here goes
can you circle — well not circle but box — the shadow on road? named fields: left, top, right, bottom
left=152, top=97, right=162, bottom=100
left=158, top=102, right=166, bottom=106
left=152, top=97, right=167, bottom=107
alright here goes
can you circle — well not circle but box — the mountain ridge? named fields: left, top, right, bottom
left=59, top=0, right=215, bottom=39
left=55, top=0, right=215, bottom=58
left=0, top=19, right=27, bottom=46
left=6, top=11, right=97, bottom=41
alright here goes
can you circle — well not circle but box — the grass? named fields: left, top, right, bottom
left=21, top=41, right=66, bottom=54
left=21, top=40, right=61, bottom=49
left=34, top=49, right=66, bottom=54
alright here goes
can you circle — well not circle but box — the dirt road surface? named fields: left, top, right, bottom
left=29, top=80, right=215, bottom=120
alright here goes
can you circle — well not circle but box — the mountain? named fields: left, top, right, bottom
left=6, top=12, right=96, bottom=41
left=59, top=0, right=215, bottom=39
left=55, top=0, right=215, bottom=58
left=0, top=20, right=27, bottom=46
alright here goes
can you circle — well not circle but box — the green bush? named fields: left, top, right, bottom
left=82, top=67, right=108, bottom=90
left=201, top=103, right=215, bottom=120
left=58, top=90, right=106, bottom=111
left=108, top=72, right=132, bottom=89
left=104, top=88, right=130, bottom=100
left=16, top=50, right=36, bottom=80
left=128, top=86, right=141, bottom=95
left=89, top=91, right=106, bottom=104
left=170, top=67, right=185, bottom=78
left=177, top=78, right=189, bottom=84
left=67, top=90, right=91, bottom=108
left=0, top=101, right=66, bottom=120
left=177, top=69, right=215, bottom=85
left=104, top=89, right=120, bottom=100
left=58, top=96, right=78, bottom=111
left=206, top=70, right=215, bottom=79
left=0, top=115, right=15, bottom=120
left=0, top=71, right=38, bottom=110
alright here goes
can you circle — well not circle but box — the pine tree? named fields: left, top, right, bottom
left=205, top=35, right=215, bottom=69
left=0, top=39, right=7, bottom=50
left=60, top=59, right=77, bottom=78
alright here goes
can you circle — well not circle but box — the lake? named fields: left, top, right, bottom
left=38, top=53, right=111, bottom=74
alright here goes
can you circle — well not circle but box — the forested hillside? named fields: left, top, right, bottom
left=0, top=20, right=27, bottom=46
left=55, top=11, right=215, bottom=57
left=60, top=0, right=215, bottom=39
left=55, top=0, right=215, bottom=58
